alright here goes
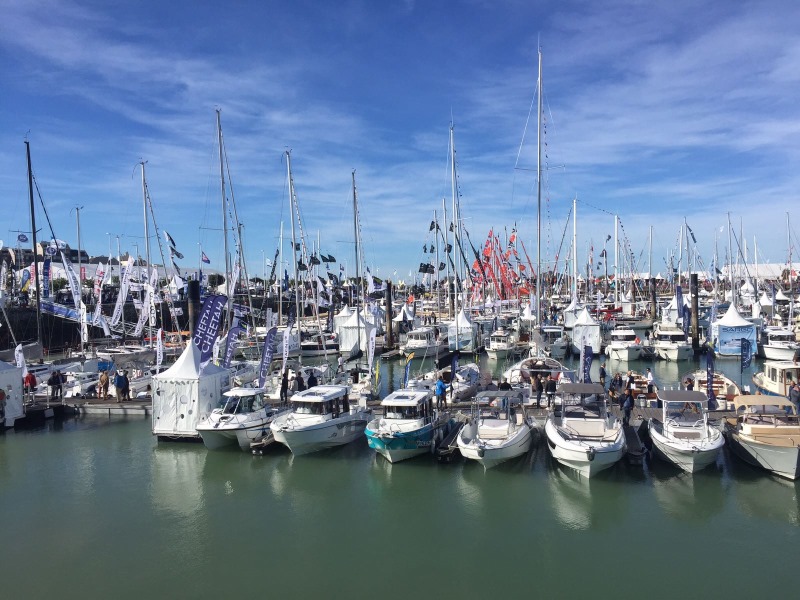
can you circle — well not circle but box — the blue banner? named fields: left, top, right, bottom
left=582, top=345, right=593, bottom=383
left=740, top=338, right=752, bottom=373
left=403, top=354, right=414, bottom=387
left=222, top=320, right=244, bottom=368
left=257, top=326, right=278, bottom=388
left=286, top=304, right=296, bottom=331
left=682, top=304, right=691, bottom=337
left=676, top=285, right=683, bottom=315
left=706, top=351, right=716, bottom=409
left=771, top=283, right=776, bottom=310
left=42, top=258, right=51, bottom=298
left=450, top=351, right=459, bottom=379
left=192, top=294, right=227, bottom=366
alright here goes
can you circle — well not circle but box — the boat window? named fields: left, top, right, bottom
left=292, top=400, right=323, bottom=415
left=384, top=405, right=419, bottom=419
left=221, top=398, right=241, bottom=414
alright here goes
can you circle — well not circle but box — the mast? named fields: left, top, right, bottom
left=434, top=209, right=441, bottom=318
left=352, top=170, right=363, bottom=355
left=278, top=221, right=284, bottom=325
left=572, top=197, right=577, bottom=300
left=25, top=141, right=42, bottom=346
left=216, top=110, right=231, bottom=321
left=788, top=213, right=794, bottom=324
left=74, top=205, right=86, bottom=349
left=443, top=197, right=451, bottom=318
left=536, top=47, right=543, bottom=327
left=286, top=151, right=301, bottom=335
left=450, top=123, right=460, bottom=317
left=140, top=161, right=153, bottom=346
left=614, top=215, right=619, bottom=304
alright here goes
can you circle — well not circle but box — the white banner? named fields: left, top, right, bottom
left=282, top=325, right=290, bottom=367
left=15, top=343, right=27, bottom=377
left=111, top=257, right=134, bottom=327
left=156, top=328, right=164, bottom=366
left=133, top=283, right=153, bottom=336
left=228, top=256, right=240, bottom=297
left=148, top=267, right=158, bottom=327
left=0, top=260, right=7, bottom=292
left=367, top=327, right=376, bottom=376
left=60, top=251, right=82, bottom=311
left=80, top=301, right=88, bottom=345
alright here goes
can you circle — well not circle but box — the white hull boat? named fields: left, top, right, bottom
left=197, top=388, right=290, bottom=451
left=544, top=382, right=625, bottom=477
left=648, top=390, right=724, bottom=473
left=270, top=384, right=371, bottom=455
left=457, top=391, right=535, bottom=469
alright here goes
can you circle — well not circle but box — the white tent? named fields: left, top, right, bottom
left=563, top=297, right=582, bottom=329
left=571, top=308, right=602, bottom=354
left=338, top=310, right=377, bottom=357
left=710, top=304, right=757, bottom=358
left=661, top=294, right=689, bottom=325
left=151, top=342, right=231, bottom=439
left=332, top=304, right=354, bottom=339
left=0, top=360, right=24, bottom=428
left=447, top=308, right=480, bottom=352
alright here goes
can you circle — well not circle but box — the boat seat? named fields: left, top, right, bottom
left=478, top=419, right=511, bottom=439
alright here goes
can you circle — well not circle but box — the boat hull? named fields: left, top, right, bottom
left=457, top=422, right=533, bottom=469
left=366, top=422, right=438, bottom=463
left=723, top=428, right=800, bottom=480
left=271, top=412, right=370, bottom=456
left=761, top=345, right=797, bottom=361
left=606, top=345, right=642, bottom=362
left=655, top=344, right=693, bottom=361
left=544, top=418, right=625, bottom=477
left=648, top=420, right=724, bottom=473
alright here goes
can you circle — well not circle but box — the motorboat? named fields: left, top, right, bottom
left=502, top=355, right=572, bottom=387
left=752, top=360, right=800, bottom=397
left=682, top=369, right=740, bottom=409
left=544, top=382, right=626, bottom=477
left=758, top=326, right=799, bottom=361
left=485, top=328, right=525, bottom=360
left=300, top=331, right=340, bottom=357
left=538, top=325, right=570, bottom=359
left=604, top=325, right=643, bottom=362
left=407, top=362, right=482, bottom=405
left=400, top=326, right=448, bottom=358
left=721, top=395, right=800, bottom=480
left=270, top=384, right=371, bottom=455
left=457, top=390, right=536, bottom=469
left=96, top=344, right=156, bottom=367
left=365, top=388, right=452, bottom=462
left=651, top=323, right=693, bottom=361
left=647, top=390, right=724, bottom=473
left=196, top=387, right=290, bottom=451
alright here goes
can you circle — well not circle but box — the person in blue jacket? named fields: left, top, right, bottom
left=435, top=375, right=448, bottom=409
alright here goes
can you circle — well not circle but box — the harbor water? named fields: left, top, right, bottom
left=1, top=354, right=798, bottom=599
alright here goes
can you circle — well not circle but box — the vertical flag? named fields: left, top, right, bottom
left=156, top=328, right=164, bottom=367
left=111, top=257, right=134, bottom=326
left=403, top=353, right=415, bottom=387
left=740, top=338, right=752, bottom=373
left=60, top=251, right=82, bottom=310
left=582, top=345, right=594, bottom=383
left=222, top=319, right=244, bottom=368
left=15, top=344, right=28, bottom=377
left=282, top=325, right=291, bottom=367
left=0, top=260, right=7, bottom=292
left=192, top=294, right=228, bottom=368
left=257, top=326, right=278, bottom=388
left=706, top=350, right=716, bottom=409
left=42, top=258, right=51, bottom=298
left=367, top=327, right=376, bottom=379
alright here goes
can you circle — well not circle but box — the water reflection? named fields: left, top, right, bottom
left=649, top=461, right=725, bottom=523
left=725, top=450, right=800, bottom=525
left=151, top=444, right=207, bottom=515
left=547, top=458, right=628, bottom=530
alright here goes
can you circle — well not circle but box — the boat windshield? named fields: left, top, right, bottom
left=220, top=394, right=264, bottom=414
left=384, top=405, right=421, bottom=419
left=612, top=332, right=637, bottom=341
left=292, top=400, right=327, bottom=415
left=408, top=332, right=430, bottom=342
left=665, top=401, right=702, bottom=421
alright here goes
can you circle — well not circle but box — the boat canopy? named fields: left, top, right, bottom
left=559, top=382, right=605, bottom=395
left=475, top=390, right=525, bottom=404
left=381, top=389, right=429, bottom=406
left=658, top=390, right=708, bottom=404
left=291, top=384, right=349, bottom=402
left=224, top=387, right=267, bottom=397
left=733, top=394, right=797, bottom=412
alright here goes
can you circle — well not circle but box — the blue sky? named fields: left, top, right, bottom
left=2, top=0, right=799, bottom=284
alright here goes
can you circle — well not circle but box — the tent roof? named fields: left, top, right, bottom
left=392, top=304, right=415, bottom=322
left=574, top=307, right=598, bottom=326
left=716, top=303, right=754, bottom=327
left=453, top=308, right=473, bottom=328
left=758, top=292, right=773, bottom=306
left=336, top=305, right=353, bottom=318
left=154, top=341, right=227, bottom=380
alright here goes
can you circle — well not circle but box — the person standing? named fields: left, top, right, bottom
left=535, top=374, right=544, bottom=408
left=98, top=370, right=109, bottom=400
left=623, top=390, right=633, bottom=426
left=295, top=374, right=306, bottom=393
left=789, top=381, right=800, bottom=412
left=23, top=371, right=37, bottom=399
left=435, top=375, right=447, bottom=410
left=280, top=370, right=289, bottom=403
left=47, top=371, right=59, bottom=402
left=545, top=374, right=557, bottom=408
left=113, top=370, right=126, bottom=403
left=599, top=363, right=607, bottom=389
left=55, top=370, right=65, bottom=401
left=307, top=371, right=318, bottom=389
left=646, top=368, right=655, bottom=395
left=121, top=371, right=131, bottom=401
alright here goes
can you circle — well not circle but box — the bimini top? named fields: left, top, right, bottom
left=559, top=382, right=605, bottom=395
left=733, top=394, right=797, bottom=412
left=291, top=384, right=349, bottom=402
left=476, top=390, right=525, bottom=403
left=224, top=387, right=267, bottom=398
left=658, top=390, right=708, bottom=404
left=380, top=388, right=430, bottom=407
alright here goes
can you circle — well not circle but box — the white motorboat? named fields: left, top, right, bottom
left=648, top=390, right=724, bottom=473
left=270, top=384, right=371, bottom=455
left=652, top=324, right=693, bottom=361
left=538, top=325, right=570, bottom=359
left=502, top=355, right=571, bottom=387
left=682, top=369, right=740, bottom=409
left=604, top=325, right=643, bottom=362
left=300, top=331, right=340, bottom=357
left=400, top=326, right=447, bottom=358
left=752, top=360, right=800, bottom=397
left=758, top=326, right=799, bottom=361
left=62, top=371, right=100, bottom=398
left=407, top=362, right=482, bottom=405
left=196, top=387, right=290, bottom=451
left=365, top=388, right=452, bottom=462
left=721, top=395, right=800, bottom=480
left=457, top=390, right=536, bottom=469
left=96, top=344, right=156, bottom=367
left=544, top=382, right=626, bottom=477
left=485, top=328, right=525, bottom=360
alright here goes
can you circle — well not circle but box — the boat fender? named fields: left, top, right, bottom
left=477, top=447, right=485, bottom=458
left=587, top=447, right=596, bottom=462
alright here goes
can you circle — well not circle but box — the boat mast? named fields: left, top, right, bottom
left=443, top=197, right=450, bottom=318
left=536, top=47, right=543, bottom=327
left=278, top=221, right=283, bottom=326
left=74, top=204, right=87, bottom=349
left=352, top=170, right=363, bottom=355
left=450, top=123, right=460, bottom=318
left=25, top=141, right=42, bottom=346
left=140, top=161, right=153, bottom=347
left=286, top=151, right=301, bottom=333
left=216, top=110, right=232, bottom=326
left=788, top=213, right=794, bottom=324
left=614, top=215, right=619, bottom=305
left=434, top=209, right=441, bottom=318
left=572, top=197, right=577, bottom=300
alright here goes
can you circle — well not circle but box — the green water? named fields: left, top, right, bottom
left=1, top=356, right=798, bottom=599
